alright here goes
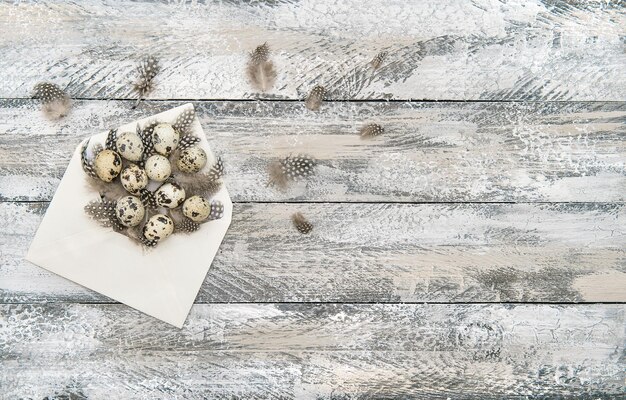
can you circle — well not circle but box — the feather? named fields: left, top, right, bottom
left=268, top=154, right=316, bottom=189
left=179, top=134, right=201, bottom=150
left=291, top=212, right=313, bottom=234
left=139, top=188, right=158, bottom=210
left=92, top=143, right=103, bottom=155
left=84, top=198, right=125, bottom=232
left=208, top=200, right=225, bottom=220
left=175, top=172, right=222, bottom=198
left=133, top=229, right=157, bottom=247
left=132, top=56, right=160, bottom=108
left=140, top=237, right=158, bottom=247
left=207, top=156, right=225, bottom=181
left=305, top=85, right=326, bottom=111
left=172, top=107, right=196, bottom=135
left=105, top=129, right=118, bottom=151
left=370, top=51, right=387, bottom=70
left=246, top=43, right=277, bottom=92
left=137, top=121, right=158, bottom=166
left=33, top=82, right=72, bottom=119
left=180, top=218, right=201, bottom=232
left=172, top=208, right=201, bottom=233
left=80, top=139, right=97, bottom=178
left=360, top=123, right=385, bottom=138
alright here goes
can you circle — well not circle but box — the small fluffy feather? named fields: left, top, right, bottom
left=370, top=51, right=388, bottom=70
left=291, top=212, right=313, bottom=234
left=247, top=43, right=277, bottom=92
left=268, top=154, right=316, bottom=189
left=33, top=82, right=72, bottom=119
left=305, top=85, right=326, bottom=111
left=360, top=123, right=385, bottom=138
left=177, top=172, right=222, bottom=198
left=132, top=56, right=160, bottom=108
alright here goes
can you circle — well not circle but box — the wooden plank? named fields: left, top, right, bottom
left=1, top=0, right=624, bottom=101
left=0, top=303, right=623, bottom=398
left=1, top=99, right=624, bottom=203
left=2, top=201, right=624, bottom=303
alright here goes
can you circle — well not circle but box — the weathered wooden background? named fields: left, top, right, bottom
left=0, top=0, right=624, bottom=398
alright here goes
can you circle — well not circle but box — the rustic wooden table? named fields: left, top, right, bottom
left=1, top=1, right=624, bottom=398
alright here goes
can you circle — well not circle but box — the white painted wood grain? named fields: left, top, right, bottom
left=1, top=99, right=624, bottom=202
left=0, top=303, right=623, bottom=398
left=2, top=202, right=624, bottom=303
left=0, top=0, right=624, bottom=100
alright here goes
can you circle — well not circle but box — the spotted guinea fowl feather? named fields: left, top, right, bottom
left=132, top=56, right=160, bottom=108
left=305, top=85, right=326, bottom=111
left=105, top=129, right=118, bottom=151
left=84, top=198, right=125, bottom=232
left=81, top=139, right=97, bottom=178
left=246, top=43, right=277, bottom=92
left=179, top=134, right=201, bottom=150
left=33, top=82, right=72, bottom=119
left=360, top=123, right=385, bottom=138
left=370, top=51, right=388, bottom=70
left=291, top=212, right=313, bottom=234
left=172, top=107, right=196, bottom=135
left=268, top=154, right=316, bottom=189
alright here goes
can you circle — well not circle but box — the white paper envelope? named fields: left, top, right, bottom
left=26, top=103, right=232, bottom=328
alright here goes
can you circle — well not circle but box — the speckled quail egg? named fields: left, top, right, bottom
left=115, top=196, right=145, bottom=227
left=177, top=146, right=207, bottom=173
left=143, top=214, right=174, bottom=242
left=145, top=154, right=171, bottom=182
left=94, top=149, right=122, bottom=182
left=115, top=131, right=144, bottom=161
left=120, top=164, right=148, bottom=194
left=152, top=123, right=179, bottom=156
left=182, top=195, right=210, bottom=222
left=155, top=182, right=186, bottom=209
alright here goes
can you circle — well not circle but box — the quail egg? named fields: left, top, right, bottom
left=143, top=214, right=174, bottom=242
left=177, top=146, right=207, bottom=173
left=115, top=196, right=145, bottom=227
left=152, top=123, right=179, bottom=156
left=155, top=182, right=186, bottom=209
left=145, top=154, right=171, bottom=182
left=182, top=195, right=210, bottom=222
left=120, top=164, right=148, bottom=194
left=94, top=149, right=122, bottom=182
left=115, top=131, right=144, bottom=161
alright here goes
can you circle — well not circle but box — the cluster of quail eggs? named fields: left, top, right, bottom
left=87, top=119, right=218, bottom=246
